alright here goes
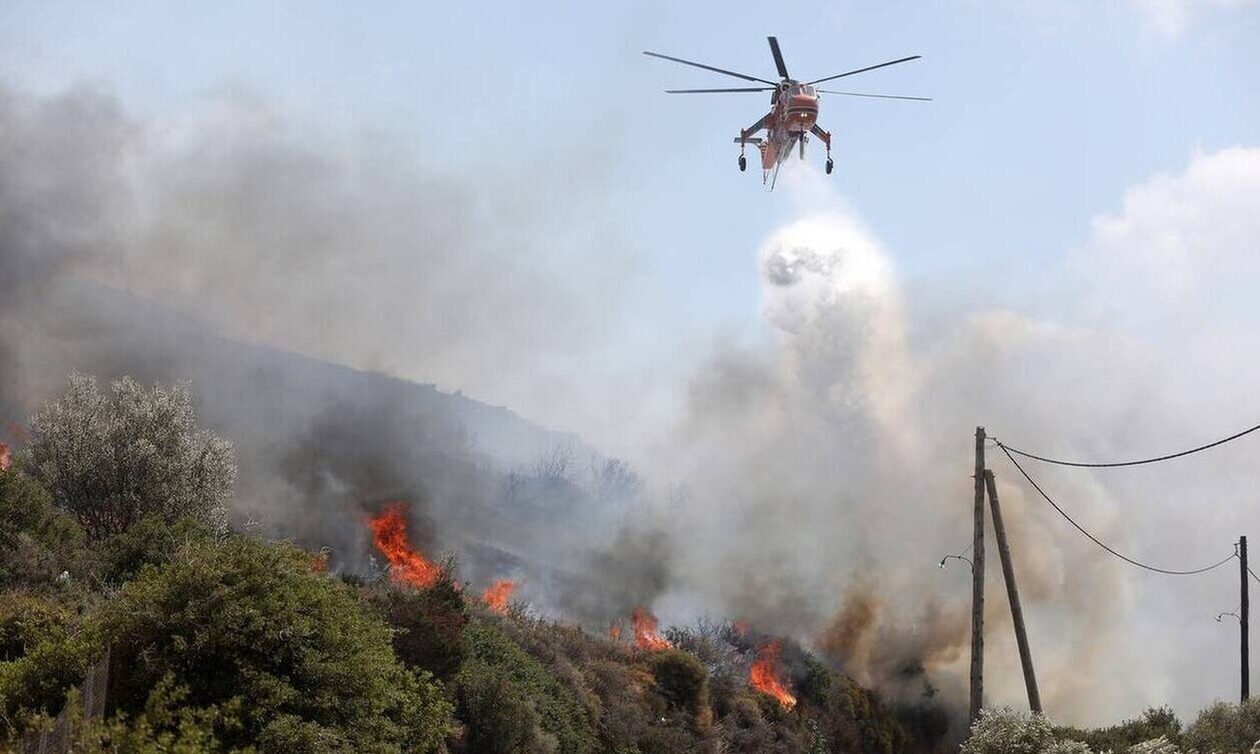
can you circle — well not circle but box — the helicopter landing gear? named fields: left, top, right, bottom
left=739, top=154, right=747, bottom=172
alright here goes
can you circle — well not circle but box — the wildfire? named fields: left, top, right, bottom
left=482, top=579, right=516, bottom=613
left=0, top=442, right=9, bottom=472
left=608, top=623, right=623, bottom=641
left=630, top=606, right=672, bottom=651
left=750, top=641, right=797, bottom=710
left=368, top=502, right=441, bottom=588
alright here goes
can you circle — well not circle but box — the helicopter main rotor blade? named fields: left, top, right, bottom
left=642, top=50, right=777, bottom=85
left=768, top=36, right=789, bottom=80
left=665, top=87, right=774, bottom=94
left=806, top=55, right=922, bottom=85
left=817, top=89, right=932, bottom=101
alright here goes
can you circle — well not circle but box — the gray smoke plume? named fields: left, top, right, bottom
left=0, top=81, right=640, bottom=592
left=629, top=161, right=1260, bottom=726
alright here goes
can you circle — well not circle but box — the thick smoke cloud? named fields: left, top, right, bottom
left=0, top=82, right=637, bottom=595
left=0, top=82, right=628, bottom=431
left=636, top=158, right=1260, bottom=725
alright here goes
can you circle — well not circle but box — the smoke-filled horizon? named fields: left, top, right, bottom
left=4, top=80, right=1260, bottom=728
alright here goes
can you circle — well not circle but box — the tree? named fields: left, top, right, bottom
left=26, top=373, right=235, bottom=540
left=97, top=536, right=452, bottom=753
left=961, top=709, right=1057, bottom=754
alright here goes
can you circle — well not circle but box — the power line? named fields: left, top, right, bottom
left=995, top=421, right=1260, bottom=468
left=996, top=443, right=1238, bottom=576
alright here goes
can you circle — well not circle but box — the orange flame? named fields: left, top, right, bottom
left=631, top=606, right=672, bottom=651
left=750, top=641, right=797, bottom=710
left=310, top=550, right=329, bottom=573
left=0, top=442, right=9, bottom=472
left=368, top=502, right=440, bottom=588
left=482, top=579, right=515, bottom=613
left=608, top=623, right=623, bottom=641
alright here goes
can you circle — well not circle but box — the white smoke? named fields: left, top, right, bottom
left=645, top=150, right=1260, bottom=725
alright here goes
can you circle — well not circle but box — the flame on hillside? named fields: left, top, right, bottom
left=482, top=579, right=515, bottom=613
left=0, top=442, right=9, bottom=472
left=631, top=606, right=672, bottom=651
left=750, top=641, right=797, bottom=710
left=368, top=501, right=440, bottom=588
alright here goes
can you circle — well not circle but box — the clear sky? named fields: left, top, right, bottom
left=4, top=1, right=1260, bottom=724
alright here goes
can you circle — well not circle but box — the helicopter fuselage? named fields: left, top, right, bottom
left=758, top=82, right=820, bottom=169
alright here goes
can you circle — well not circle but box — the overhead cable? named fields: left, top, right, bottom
left=997, top=444, right=1237, bottom=576
left=995, top=421, right=1260, bottom=468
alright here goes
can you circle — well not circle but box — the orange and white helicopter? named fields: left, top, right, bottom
left=644, top=37, right=929, bottom=189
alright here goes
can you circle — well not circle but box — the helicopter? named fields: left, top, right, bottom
left=644, top=37, right=929, bottom=188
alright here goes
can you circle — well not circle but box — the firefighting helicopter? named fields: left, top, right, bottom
left=644, top=37, right=929, bottom=189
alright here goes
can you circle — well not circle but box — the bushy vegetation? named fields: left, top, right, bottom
left=1183, top=698, right=1260, bottom=753
left=99, top=536, right=452, bottom=753
left=11, top=370, right=1256, bottom=754
left=649, top=649, right=709, bottom=719
left=26, top=373, right=235, bottom=541
left=1056, top=706, right=1184, bottom=752
left=964, top=703, right=1260, bottom=754
left=962, top=708, right=1057, bottom=754
left=456, top=621, right=596, bottom=753
left=364, top=565, right=468, bottom=681
left=0, top=373, right=954, bottom=753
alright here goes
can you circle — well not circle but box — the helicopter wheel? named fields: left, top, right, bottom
left=738, top=155, right=747, bottom=172
left=825, top=158, right=834, bottom=175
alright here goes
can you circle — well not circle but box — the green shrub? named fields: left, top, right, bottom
left=1184, top=697, right=1260, bottom=753
left=0, top=466, right=85, bottom=591
left=649, top=649, right=708, bottom=717
left=1056, top=706, right=1182, bottom=752
left=97, top=536, right=452, bottom=753
left=460, top=622, right=595, bottom=754
left=797, top=655, right=832, bottom=708
left=76, top=677, right=241, bottom=753
left=96, top=513, right=214, bottom=585
left=0, top=592, right=74, bottom=661
left=454, top=660, right=541, bottom=753
left=0, top=629, right=97, bottom=740
left=365, top=568, right=467, bottom=680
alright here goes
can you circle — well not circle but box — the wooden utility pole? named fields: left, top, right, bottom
left=985, top=470, right=1042, bottom=713
left=970, top=426, right=986, bottom=723
left=1242, top=535, right=1250, bottom=702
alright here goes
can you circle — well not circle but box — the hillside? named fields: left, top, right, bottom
left=2, top=278, right=633, bottom=599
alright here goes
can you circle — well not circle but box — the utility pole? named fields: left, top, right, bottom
left=985, top=470, right=1042, bottom=713
left=970, top=426, right=986, bottom=723
left=1242, top=535, right=1250, bottom=702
